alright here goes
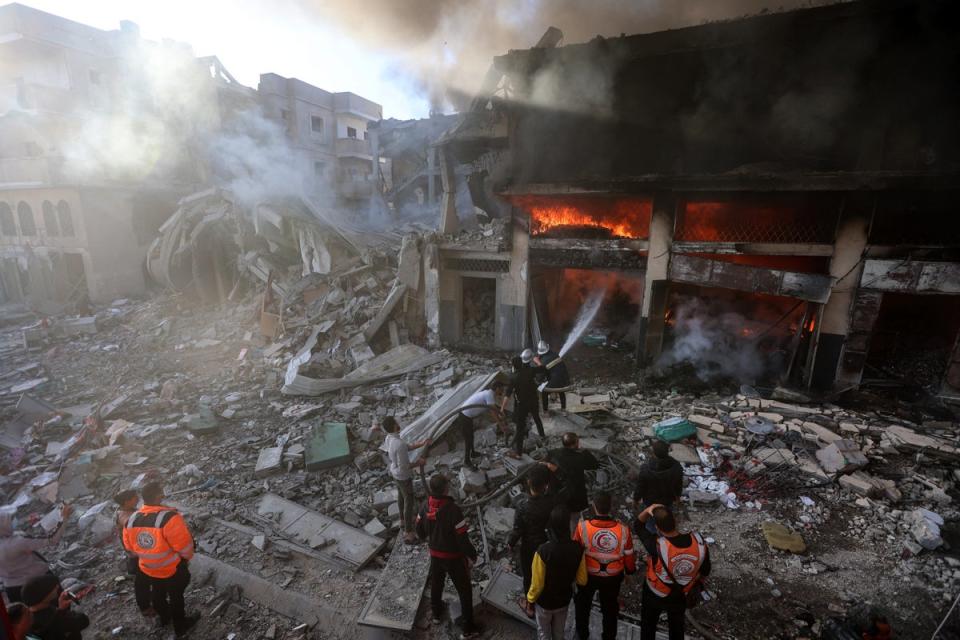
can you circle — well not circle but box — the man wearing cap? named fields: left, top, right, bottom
left=503, top=353, right=545, bottom=459
left=534, top=341, right=569, bottom=413
left=20, top=573, right=89, bottom=640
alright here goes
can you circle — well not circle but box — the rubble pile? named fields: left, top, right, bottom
left=1, top=250, right=959, bottom=639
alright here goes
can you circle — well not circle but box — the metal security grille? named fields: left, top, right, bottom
left=675, top=200, right=839, bottom=244
left=443, top=258, right=510, bottom=273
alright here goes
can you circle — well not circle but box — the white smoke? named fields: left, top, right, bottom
left=655, top=297, right=778, bottom=383
left=58, top=37, right=319, bottom=210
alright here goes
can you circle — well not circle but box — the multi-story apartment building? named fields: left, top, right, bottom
left=257, top=73, right=382, bottom=207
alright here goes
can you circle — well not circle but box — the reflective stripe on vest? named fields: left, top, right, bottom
left=126, top=509, right=182, bottom=578
left=581, top=520, right=626, bottom=577
left=645, top=532, right=706, bottom=597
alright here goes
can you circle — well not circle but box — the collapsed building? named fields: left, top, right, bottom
left=0, top=3, right=383, bottom=309
left=433, top=0, right=960, bottom=397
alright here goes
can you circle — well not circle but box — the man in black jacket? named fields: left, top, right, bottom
left=416, top=474, right=481, bottom=639
left=632, top=440, right=683, bottom=534
left=509, top=465, right=557, bottom=594
left=543, top=433, right=599, bottom=530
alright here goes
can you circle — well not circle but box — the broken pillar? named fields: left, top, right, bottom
left=811, top=202, right=871, bottom=389
left=636, top=195, right=674, bottom=364
left=438, top=148, right=459, bottom=234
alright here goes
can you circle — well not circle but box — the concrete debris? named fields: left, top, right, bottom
left=816, top=439, right=868, bottom=474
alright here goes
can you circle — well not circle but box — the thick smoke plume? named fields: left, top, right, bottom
left=655, top=297, right=788, bottom=383
left=291, top=0, right=840, bottom=110
left=60, top=39, right=318, bottom=209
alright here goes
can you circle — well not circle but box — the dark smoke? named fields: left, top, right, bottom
left=289, top=0, right=843, bottom=109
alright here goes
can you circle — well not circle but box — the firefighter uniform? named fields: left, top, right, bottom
left=573, top=515, right=636, bottom=640
left=123, top=505, right=195, bottom=634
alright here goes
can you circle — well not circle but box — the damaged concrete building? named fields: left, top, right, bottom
left=0, top=3, right=384, bottom=308
left=437, top=0, right=960, bottom=396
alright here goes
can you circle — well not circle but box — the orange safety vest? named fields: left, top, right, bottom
left=578, top=518, right=633, bottom=577
left=122, top=506, right=194, bottom=578
left=645, top=532, right=706, bottom=597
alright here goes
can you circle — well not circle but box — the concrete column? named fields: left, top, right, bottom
left=809, top=200, right=872, bottom=388
left=438, top=147, right=459, bottom=234
left=427, top=146, right=436, bottom=205
left=636, top=195, right=676, bottom=364
left=496, top=221, right=529, bottom=351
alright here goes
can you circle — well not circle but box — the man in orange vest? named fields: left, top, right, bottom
left=636, top=504, right=711, bottom=640
left=122, top=482, right=199, bottom=638
left=572, top=490, right=636, bottom=640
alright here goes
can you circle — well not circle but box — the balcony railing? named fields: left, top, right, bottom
left=334, top=137, right=372, bottom=158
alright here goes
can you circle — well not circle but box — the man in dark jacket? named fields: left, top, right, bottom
left=534, top=341, right=570, bottom=412
left=509, top=465, right=557, bottom=594
left=503, top=353, right=545, bottom=458
left=543, top=433, right=599, bottom=529
left=416, top=474, right=481, bottom=639
left=525, top=505, right=587, bottom=640
left=632, top=440, right=684, bottom=534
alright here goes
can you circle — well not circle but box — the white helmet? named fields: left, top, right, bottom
left=537, top=340, right=550, bottom=355
left=520, top=348, right=534, bottom=364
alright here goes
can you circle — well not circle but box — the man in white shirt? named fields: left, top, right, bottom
left=381, top=417, right=431, bottom=544
left=454, top=382, right=505, bottom=469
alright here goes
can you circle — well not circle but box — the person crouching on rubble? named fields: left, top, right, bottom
left=636, top=505, right=710, bottom=640
left=509, top=464, right=557, bottom=596
left=454, top=382, right=506, bottom=470
left=503, top=352, right=545, bottom=459
left=534, top=341, right=570, bottom=413
left=416, top=473, right=481, bottom=640
left=20, top=573, right=90, bottom=640
left=0, top=505, right=73, bottom=604
left=632, top=440, right=683, bottom=534
left=381, top=416, right=431, bottom=545
left=113, top=490, right=154, bottom=619
left=526, top=505, right=587, bottom=640
left=123, top=483, right=199, bottom=638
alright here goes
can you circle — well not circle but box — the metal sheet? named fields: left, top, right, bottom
left=256, top=493, right=385, bottom=568
left=305, top=422, right=352, bottom=471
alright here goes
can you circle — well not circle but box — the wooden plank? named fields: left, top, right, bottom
left=357, top=534, right=431, bottom=630
left=256, top=493, right=385, bottom=568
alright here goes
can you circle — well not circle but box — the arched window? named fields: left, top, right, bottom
left=42, top=201, right=59, bottom=236
left=17, top=202, right=36, bottom=236
left=57, top=201, right=75, bottom=237
left=0, top=203, right=15, bottom=236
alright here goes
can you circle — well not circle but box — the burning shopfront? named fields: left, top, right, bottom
left=437, top=0, right=960, bottom=396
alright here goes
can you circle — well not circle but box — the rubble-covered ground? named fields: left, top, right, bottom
left=2, top=283, right=960, bottom=640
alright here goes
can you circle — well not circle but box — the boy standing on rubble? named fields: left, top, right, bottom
left=416, top=474, right=481, bottom=640
left=381, top=416, right=431, bottom=545
left=526, top=505, right=587, bottom=640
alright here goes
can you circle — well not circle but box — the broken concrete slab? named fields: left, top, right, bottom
left=483, top=506, right=515, bottom=536
left=503, top=454, right=535, bottom=476
left=839, top=471, right=875, bottom=496
left=305, top=422, right=351, bottom=471
left=373, top=488, right=398, bottom=509
left=283, top=343, right=443, bottom=396
left=254, top=446, right=284, bottom=477
left=761, top=521, right=806, bottom=553
left=60, top=316, right=98, bottom=336
left=358, top=534, right=431, bottom=631
left=363, top=518, right=388, bottom=538
left=459, top=467, right=487, bottom=493
left=816, top=439, right=868, bottom=474
left=256, top=493, right=385, bottom=567
left=668, top=443, right=700, bottom=465
left=190, top=554, right=350, bottom=630
left=801, top=421, right=842, bottom=445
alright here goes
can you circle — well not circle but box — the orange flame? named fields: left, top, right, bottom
left=509, top=195, right=652, bottom=239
